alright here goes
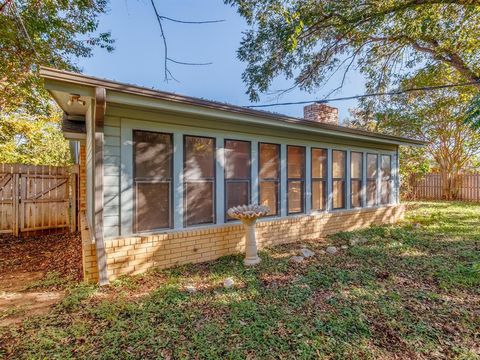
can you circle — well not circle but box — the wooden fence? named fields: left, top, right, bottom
left=0, top=164, right=79, bottom=236
left=409, top=173, right=480, bottom=202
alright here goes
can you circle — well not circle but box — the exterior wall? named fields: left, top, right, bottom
left=103, top=115, right=121, bottom=238
left=79, top=144, right=87, bottom=212
left=85, top=102, right=94, bottom=228
left=80, top=212, right=99, bottom=283
left=102, top=204, right=404, bottom=281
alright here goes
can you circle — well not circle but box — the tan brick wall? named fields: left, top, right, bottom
left=100, top=205, right=404, bottom=281
left=80, top=212, right=99, bottom=283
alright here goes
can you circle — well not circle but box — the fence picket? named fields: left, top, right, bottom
left=410, top=173, right=480, bottom=202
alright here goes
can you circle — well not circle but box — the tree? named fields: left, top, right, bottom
left=348, top=65, right=480, bottom=199
left=0, top=110, right=71, bottom=166
left=224, top=0, right=480, bottom=101
left=0, top=0, right=114, bottom=115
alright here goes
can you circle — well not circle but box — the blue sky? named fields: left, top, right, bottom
left=79, top=0, right=365, bottom=121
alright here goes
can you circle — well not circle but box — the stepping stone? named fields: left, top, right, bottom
left=223, top=278, right=234, bottom=289
left=341, top=245, right=348, bottom=250
left=300, top=248, right=315, bottom=258
left=326, top=246, right=338, bottom=255
left=185, top=285, right=196, bottom=294
left=290, top=256, right=304, bottom=264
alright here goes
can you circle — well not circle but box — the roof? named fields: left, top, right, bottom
left=39, top=67, right=425, bottom=146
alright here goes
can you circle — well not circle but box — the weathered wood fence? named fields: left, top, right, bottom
left=0, top=164, right=79, bottom=236
left=409, top=173, right=480, bottom=202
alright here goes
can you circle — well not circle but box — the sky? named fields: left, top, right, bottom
left=79, top=0, right=366, bottom=122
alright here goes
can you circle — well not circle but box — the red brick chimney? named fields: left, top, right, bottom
left=303, top=103, right=338, bottom=125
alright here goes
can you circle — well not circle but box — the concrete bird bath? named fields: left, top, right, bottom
left=227, top=204, right=269, bottom=266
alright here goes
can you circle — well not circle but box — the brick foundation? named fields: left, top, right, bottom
left=81, top=205, right=404, bottom=283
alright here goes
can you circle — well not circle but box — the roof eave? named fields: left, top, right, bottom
left=39, top=67, right=426, bottom=147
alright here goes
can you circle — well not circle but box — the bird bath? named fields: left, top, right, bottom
left=227, top=204, right=269, bottom=266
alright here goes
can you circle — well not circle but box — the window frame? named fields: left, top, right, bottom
left=366, top=153, right=379, bottom=207
left=224, top=138, right=252, bottom=221
left=332, top=149, right=347, bottom=210
left=287, top=145, right=306, bottom=215
left=183, top=134, right=217, bottom=227
left=380, top=154, right=392, bottom=205
left=350, top=151, right=363, bottom=209
left=311, top=147, right=328, bottom=211
left=258, top=142, right=281, bottom=217
left=133, top=130, right=174, bottom=233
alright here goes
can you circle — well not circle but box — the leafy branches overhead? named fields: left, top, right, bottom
left=0, top=0, right=114, bottom=115
left=225, top=0, right=480, bottom=101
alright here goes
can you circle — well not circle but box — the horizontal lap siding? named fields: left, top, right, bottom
left=103, top=116, right=121, bottom=238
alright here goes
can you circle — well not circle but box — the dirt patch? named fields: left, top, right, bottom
left=0, top=232, right=82, bottom=326
left=0, top=232, right=82, bottom=282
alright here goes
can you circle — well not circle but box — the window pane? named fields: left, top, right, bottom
left=333, top=180, right=345, bottom=209
left=312, top=148, right=327, bottom=178
left=351, top=152, right=362, bottom=179
left=184, top=136, right=215, bottom=226
left=312, top=180, right=326, bottom=211
left=288, top=180, right=303, bottom=213
left=134, top=131, right=172, bottom=179
left=225, top=140, right=251, bottom=179
left=259, top=143, right=280, bottom=179
left=287, top=146, right=305, bottom=178
left=133, top=131, right=173, bottom=232
left=226, top=181, right=250, bottom=218
left=184, top=136, right=215, bottom=179
left=351, top=179, right=362, bottom=208
left=381, top=155, right=391, bottom=180
left=367, top=180, right=377, bottom=206
left=332, top=150, right=346, bottom=178
left=367, top=154, right=378, bottom=178
left=259, top=181, right=278, bottom=215
left=136, top=182, right=170, bottom=231
left=381, top=180, right=390, bottom=204
left=185, top=181, right=214, bottom=226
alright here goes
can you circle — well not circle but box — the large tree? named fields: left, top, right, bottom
left=349, top=65, right=480, bottom=199
left=225, top=0, right=480, bottom=101
left=0, top=110, right=71, bottom=165
left=0, top=0, right=114, bottom=115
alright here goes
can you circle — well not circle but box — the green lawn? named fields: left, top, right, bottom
left=1, top=201, right=479, bottom=359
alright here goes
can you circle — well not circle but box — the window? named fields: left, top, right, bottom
left=380, top=155, right=391, bottom=204
left=311, top=148, right=327, bottom=211
left=225, top=139, right=251, bottom=220
left=350, top=152, right=363, bottom=208
left=367, top=153, right=378, bottom=206
left=259, top=143, right=280, bottom=216
left=332, top=150, right=346, bottom=209
left=287, top=145, right=305, bottom=214
left=133, top=130, right=173, bottom=232
left=184, top=136, right=216, bottom=226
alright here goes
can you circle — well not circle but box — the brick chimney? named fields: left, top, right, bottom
left=303, top=103, right=338, bottom=125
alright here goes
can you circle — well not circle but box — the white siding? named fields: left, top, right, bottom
left=103, top=116, right=121, bottom=238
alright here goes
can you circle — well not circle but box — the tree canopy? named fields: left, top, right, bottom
left=0, top=110, right=71, bottom=165
left=348, top=64, right=480, bottom=198
left=0, top=0, right=114, bottom=115
left=225, top=0, right=480, bottom=101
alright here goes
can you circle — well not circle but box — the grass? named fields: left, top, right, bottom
left=0, top=201, right=479, bottom=359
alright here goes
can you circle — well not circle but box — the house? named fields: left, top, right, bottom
left=40, top=67, right=424, bottom=284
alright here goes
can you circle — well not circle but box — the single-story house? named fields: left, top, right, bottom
left=40, top=67, right=424, bottom=284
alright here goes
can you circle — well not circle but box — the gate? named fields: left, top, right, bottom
left=0, top=164, right=78, bottom=236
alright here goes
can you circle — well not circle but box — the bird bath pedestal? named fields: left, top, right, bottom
left=227, top=205, right=269, bottom=266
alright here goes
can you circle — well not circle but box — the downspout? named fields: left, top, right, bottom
left=94, top=87, right=109, bottom=286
